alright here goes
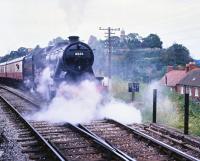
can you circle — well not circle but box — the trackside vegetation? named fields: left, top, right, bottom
left=111, top=79, right=200, bottom=136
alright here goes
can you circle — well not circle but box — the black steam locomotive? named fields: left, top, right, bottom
left=23, top=36, right=96, bottom=87
left=0, top=36, right=102, bottom=99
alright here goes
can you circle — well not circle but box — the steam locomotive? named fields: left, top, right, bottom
left=0, top=36, right=103, bottom=97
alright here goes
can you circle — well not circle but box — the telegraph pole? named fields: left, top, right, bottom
left=99, top=27, right=120, bottom=89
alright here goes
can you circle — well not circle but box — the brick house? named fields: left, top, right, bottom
left=160, top=66, right=187, bottom=92
left=161, top=63, right=200, bottom=99
left=177, top=68, right=200, bottom=100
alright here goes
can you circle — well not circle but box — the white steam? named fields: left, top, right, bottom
left=142, top=82, right=175, bottom=110
left=99, top=100, right=142, bottom=124
left=36, top=81, right=101, bottom=124
left=27, top=68, right=142, bottom=124
left=138, top=81, right=178, bottom=124
left=36, top=67, right=53, bottom=101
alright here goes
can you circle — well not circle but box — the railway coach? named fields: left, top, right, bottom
left=0, top=56, right=24, bottom=81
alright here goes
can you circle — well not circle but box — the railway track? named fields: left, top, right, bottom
left=80, top=119, right=200, bottom=161
left=0, top=85, right=40, bottom=106
left=0, top=86, right=135, bottom=160
left=131, top=123, right=200, bottom=159
left=1, top=85, right=200, bottom=160
left=30, top=121, right=136, bottom=161
left=0, top=95, right=65, bottom=161
left=0, top=85, right=40, bottom=114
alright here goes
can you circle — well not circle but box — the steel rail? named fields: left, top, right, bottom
left=78, top=124, right=136, bottom=161
left=65, top=123, right=136, bottom=161
left=0, top=85, right=40, bottom=107
left=142, top=123, right=200, bottom=154
left=149, top=123, right=200, bottom=146
left=0, top=95, right=67, bottom=161
left=109, top=119, right=200, bottom=161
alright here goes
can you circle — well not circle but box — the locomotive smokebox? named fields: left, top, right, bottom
left=69, top=36, right=79, bottom=43
left=54, top=36, right=94, bottom=82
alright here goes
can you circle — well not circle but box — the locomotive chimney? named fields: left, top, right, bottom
left=68, top=36, right=79, bottom=43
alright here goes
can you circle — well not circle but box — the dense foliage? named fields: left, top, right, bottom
left=0, top=37, right=68, bottom=63
left=168, top=92, right=200, bottom=136
left=142, top=34, right=162, bottom=48
left=89, top=33, right=193, bottom=81
left=161, top=44, right=192, bottom=66
left=0, top=47, right=29, bottom=63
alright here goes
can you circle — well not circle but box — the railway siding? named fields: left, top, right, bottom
left=130, top=123, right=200, bottom=159
left=82, top=119, right=200, bottom=161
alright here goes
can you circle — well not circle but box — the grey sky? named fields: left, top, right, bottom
left=0, top=0, right=200, bottom=59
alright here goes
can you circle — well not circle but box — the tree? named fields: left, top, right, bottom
left=102, top=36, right=121, bottom=49
left=111, top=36, right=121, bottom=48
left=161, top=43, right=192, bottom=65
left=0, top=47, right=29, bottom=63
left=17, top=47, right=29, bottom=57
left=0, top=54, right=10, bottom=63
left=89, top=38, right=107, bottom=75
left=48, top=37, right=64, bottom=46
left=88, top=35, right=98, bottom=46
left=125, top=33, right=142, bottom=49
left=9, top=51, right=19, bottom=60
left=142, top=34, right=162, bottom=48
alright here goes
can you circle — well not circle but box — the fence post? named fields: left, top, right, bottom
left=184, top=93, right=189, bottom=135
left=153, top=89, right=157, bottom=123
left=132, top=92, right=135, bottom=102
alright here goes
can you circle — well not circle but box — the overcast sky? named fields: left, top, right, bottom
left=0, top=0, right=200, bottom=59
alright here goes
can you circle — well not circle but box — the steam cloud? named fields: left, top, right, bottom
left=27, top=68, right=142, bottom=124
left=138, top=82, right=179, bottom=124
left=36, top=67, right=53, bottom=101
left=58, top=0, right=90, bottom=32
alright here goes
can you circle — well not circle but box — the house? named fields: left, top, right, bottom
left=160, top=66, right=187, bottom=92
left=160, top=62, right=200, bottom=99
left=177, top=68, right=200, bottom=100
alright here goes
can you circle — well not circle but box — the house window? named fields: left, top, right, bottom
left=189, top=88, right=192, bottom=96
left=195, top=88, right=199, bottom=97
left=181, top=86, right=184, bottom=94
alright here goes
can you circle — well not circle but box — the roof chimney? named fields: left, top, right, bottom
left=167, top=66, right=173, bottom=73
left=185, top=62, right=197, bottom=72
left=165, top=75, right=167, bottom=85
left=185, top=64, right=189, bottom=72
left=189, top=62, right=197, bottom=71
left=68, top=36, right=79, bottom=43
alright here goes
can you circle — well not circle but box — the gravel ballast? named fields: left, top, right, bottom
left=0, top=102, right=28, bottom=161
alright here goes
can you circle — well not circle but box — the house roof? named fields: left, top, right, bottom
left=178, top=68, right=200, bottom=87
left=160, top=70, right=187, bottom=87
